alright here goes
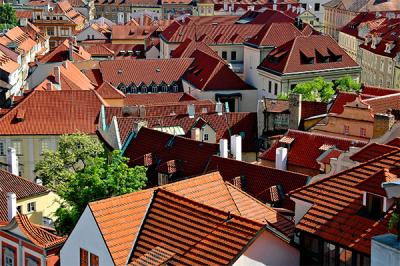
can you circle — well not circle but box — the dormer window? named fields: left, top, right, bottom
left=364, top=192, right=384, bottom=219
left=300, top=52, right=314, bottom=65
left=364, top=35, right=372, bottom=45
left=384, top=42, right=395, bottom=54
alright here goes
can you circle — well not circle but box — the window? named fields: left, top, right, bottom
left=172, top=85, right=178, bottom=92
left=27, top=202, right=36, bottom=212
left=231, top=51, right=237, bottom=61
left=26, top=255, right=40, bottom=266
left=344, top=125, right=349, bottom=135
left=47, top=27, right=55, bottom=36
left=366, top=193, right=383, bottom=219
left=11, top=141, right=22, bottom=155
left=268, top=81, right=272, bottom=93
left=152, top=85, right=158, bottom=93
left=41, top=140, right=50, bottom=154
left=314, top=3, right=320, bottom=11
left=339, top=247, right=353, bottom=266
left=17, top=206, right=21, bottom=213
left=360, top=128, right=366, bottom=137
left=60, top=27, right=69, bottom=36
left=274, top=83, right=278, bottom=95
left=80, top=249, right=89, bottom=266
left=3, top=245, right=16, bottom=266
left=323, top=242, right=336, bottom=266
left=36, top=15, right=40, bottom=20
left=90, top=253, right=99, bottom=266
left=0, top=142, right=4, bottom=155
left=222, top=51, right=227, bottom=60
left=162, top=85, right=168, bottom=92
left=203, top=133, right=209, bottom=141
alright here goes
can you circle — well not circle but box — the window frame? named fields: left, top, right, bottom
left=27, top=202, right=36, bottom=213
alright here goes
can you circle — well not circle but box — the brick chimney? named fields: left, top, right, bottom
left=373, top=113, right=395, bottom=138
left=289, top=93, right=302, bottom=129
left=54, top=66, right=61, bottom=84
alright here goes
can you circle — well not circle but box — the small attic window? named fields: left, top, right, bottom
left=117, top=69, right=123, bottom=74
left=364, top=193, right=384, bottom=219
left=15, top=109, right=26, bottom=122
left=155, top=68, right=160, bottom=72
left=300, top=51, right=314, bottom=65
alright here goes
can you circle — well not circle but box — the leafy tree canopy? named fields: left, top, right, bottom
left=35, top=134, right=147, bottom=235
left=277, top=77, right=335, bottom=102
left=334, top=75, right=361, bottom=92
left=0, top=4, right=18, bottom=30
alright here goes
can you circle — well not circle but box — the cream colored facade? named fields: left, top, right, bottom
left=359, top=48, right=400, bottom=89
left=17, top=191, right=60, bottom=225
left=194, top=3, right=215, bottom=16
left=0, top=135, right=58, bottom=181
left=324, top=5, right=356, bottom=39
left=338, top=31, right=362, bottom=61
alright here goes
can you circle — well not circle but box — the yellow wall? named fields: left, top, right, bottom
left=17, top=191, right=60, bottom=225
left=103, top=98, right=125, bottom=107
left=111, top=39, right=145, bottom=45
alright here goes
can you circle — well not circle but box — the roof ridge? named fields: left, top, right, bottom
left=287, top=129, right=368, bottom=144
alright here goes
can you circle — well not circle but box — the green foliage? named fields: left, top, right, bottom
left=0, top=4, right=17, bottom=29
left=334, top=75, right=361, bottom=92
left=277, top=92, right=289, bottom=100
left=290, top=77, right=335, bottom=102
left=388, top=212, right=399, bottom=231
left=34, top=133, right=103, bottom=189
left=35, top=134, right=147, bottom=235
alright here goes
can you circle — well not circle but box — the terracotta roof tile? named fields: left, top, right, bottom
left=89, top=171, right=293, bottom=266
left=260, top=130, right=367, bottom=170
left=123, top=92, right=195, bottom=106
left=350, top=143, right=400, bottom=163
left=14, top=214, right=65, bottom=249
left=363, top=93, right=400, bottom=113
left=99, top=58, right=194, bottom=86
left=171, top=38, right=220, bottom=59
left=0, top=90, right=103, bottom=135
left=259, top=35, right=359, bottom=74
left=289, top=149, right=400, bottom=254
left=361, top=85, right=400, bottom=97
left=39, top=39, right=91, bottom=63
left=246, top=22, right=302, bottom=47
left=129, top=189, right=263, bottom=265
left=206, top=156, right=309, bottom=210
left=0, top=169, right=49, bottom=222
left=96, top=82, right=126, bottom=99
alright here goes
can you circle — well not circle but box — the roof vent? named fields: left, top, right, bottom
left=117, top=69, right=123, bottom=74
left=156, top=68, right=160, bottom=72
left=15, top=109, right=26, bottom=122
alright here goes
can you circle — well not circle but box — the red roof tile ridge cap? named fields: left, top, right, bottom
left=289, top=148, right=400, bottom=198
left=287, top=129, right=368, bottom=144
left=362, top=92, right=400, bottom=103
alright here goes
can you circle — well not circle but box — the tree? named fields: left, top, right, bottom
left=35, top=133, right=104, bottom=190
left=54, top=151, right=147, bottom=234
left=0, top=4, right=17, bottom=30
left=334, top=75, right=361, bottom=92
left=287, top=77, right=335, bottom=102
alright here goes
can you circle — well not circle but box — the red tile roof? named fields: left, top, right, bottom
left=86, top=44, right=114, bottom=56
left=259, top=35, right=359, bottom=74
left=89, top=171, right=293, bottom=266
left=15, top=10, right=33, bottom=19
left=356, top=168, right=400, bottom=197
left=362, top=93, right=400, bottom=113
left=13, top=214, right=65, bottom=249
left=82, top=68, right=103, bottom=86
left=206, top=156, right=309, bottom=210
left=246, top=22, right=303, bottom=47
left=264, top=99, right=328, bottom=119
left=0, top=169, right=49, bottom=222
left=46, top=61, right=95, bottom=91
left=260, top=130, right=367, bottom=170
left=116, top=112, right=257, bottom=151
left=329, top=92, right=358, bottom=114
left=0, top=90, right=104, bottom=135
left=289, top=149, right=400, bottom=255
left=184, top=49, right=255, bottom=91
left=350, top=143, right=400, bottom=163
left=129, top=189, right=264, bottom=265
left=340, top=12, right=389, bottom=40
left=319, top=149, right=343, bottom=164
left=96, top=82, right=126, bottom=99
left=99, top=58, right=194, bottom=86
left=124, top=127, right=219, bottom=177
left=111, top=24, right=157, bottom=40
left=171, top=38, right=220, bottom=59
left=362, top=85, right=400, bottom=97
left=39, top=39, right=91, bottom=63
left=123, top=92, right=196, bottom=106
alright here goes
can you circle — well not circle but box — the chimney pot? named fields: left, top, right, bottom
left=7, top=192, right=17, bottom=221
left=191, top=128, right=201, bottom=141
left=7, top=147, right=18, bottom=176
left=275, top=147, right=288, bottom=170
left=230, top=135, right=242, bottom=161
left=187, top=104, right=195, bottom=118
left=219, top=139, right=228, bottom=158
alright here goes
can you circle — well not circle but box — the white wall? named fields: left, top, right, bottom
left=146, top=46, right=160, bottom=59
left=244, top=45, right=262, bottom=88
left=371, top=234, right=400, bottom=266
left=76, top=26, right=108, bottom=42
left=234, top=230, right=300, bottom=266
left=60, top=207, right=114, bottom=266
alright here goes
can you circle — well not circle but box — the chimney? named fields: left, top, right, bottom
left=63, top=60, right=68, bottom=69
left=373, top=113, right=395, bottom=138
left=139, top=105, right=146, bottom=117
left=191, top=128, right=201, bottom=141
left=54, top=66, right=61, bottom=84
left=224, top=0, right=228, bottom=11
left=219, top=139, right=228, bottom=158
left=215, top=102, right=223, bottom=115
left=275, top=147, right=288, bottom=170
left=20, top=18, right=28, bottom=27
left=133, top=120, right=148, bottom=133
left=35, top=178, right=43, bottom=186
left=46, top=81, right=53, bottom=91
left=140, top=15, right=144, bottom=26
left=289, top=93, right=302, bottom=129
left=230, top=135, right=242, bottom=161
left=68, top=41, right=73, bottom=61
left=7, top=192, right=17, bottom=221
left=273, top=0, right=277, bottom=10
left=187, top=104, right=195, bottom=118
left=7, top=147, right=18, bottom=176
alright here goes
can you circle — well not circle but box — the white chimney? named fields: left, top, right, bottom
left=54, top=66, right=61, bottom=84
left=187, top=104, right=195, bottom=118
left=275, top=147, right=288, bottom=170
left=35, top=178, right=43, bottom=186
left=46, top=81, right=53, bottom=91
left=20, top=18, right=28, bottom=27
left=273, top=0, right=277, bottom=10
left=215, top=102, right=223, bottom=115
left=224, top=1, right=228, bottom=11
left=230, top=135, right=242, bottom=161
left=191, top=128, right=201, bottom=141
left=7, top=147, right=18, bottom=176
left=63, top=60, right=68, bottom=69
left=219, top=139, right=228, bottom=158
left=7, top=192, right=17, bottom=221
